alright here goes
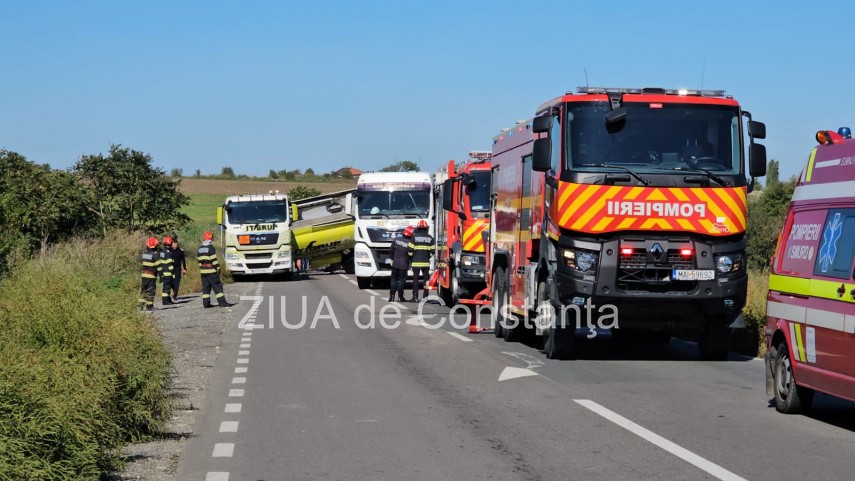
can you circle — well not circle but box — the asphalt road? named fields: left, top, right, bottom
left=177, top=273, right=855, bottom=481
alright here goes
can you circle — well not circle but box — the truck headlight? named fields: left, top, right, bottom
left=226, top=253, right=240, bottom=260
left=715, top=253, right=743, bottom=273
left=278, top=251, right=291, bottom=259
left=461, top=255, right=480, bottom=266
left=356, top=251, right=370, bottom=260
left=562, top=249, right=598, bottom=273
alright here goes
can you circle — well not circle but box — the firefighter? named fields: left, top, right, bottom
left=408, top=219, right=434, bottom=302
left=198, top=230, right=233, bottom=308
left=388, top=225, right=414, bottom=302
left=139, top=237, right=159, bottom=311
left=158, top=236, right=176, bottom=306
left=170, top=238, right=187, bottom=302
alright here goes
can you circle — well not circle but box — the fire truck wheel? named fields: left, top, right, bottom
left=540, top=281, right=574, bottom=359
left=491, top=267, right=507, bottom=338
left=356, top=276, right=372, bottom=289
left=773, top=341, right=814, bottom=414
left=698, top=318, right=731, bottom=361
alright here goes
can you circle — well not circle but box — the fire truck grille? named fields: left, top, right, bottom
left=617, top=248, right=696, bottom=293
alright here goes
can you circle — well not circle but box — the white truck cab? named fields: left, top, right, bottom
left=218, top=193, right=295, bottom=276
left=353, top=172, right=434, bottom=288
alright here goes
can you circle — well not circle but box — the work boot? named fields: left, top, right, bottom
left=219, top=301, right=235, bottom=308
left=388, top=295, right=395, bottom=302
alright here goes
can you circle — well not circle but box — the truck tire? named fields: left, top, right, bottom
left=539, top=281, right=574, bottom=359
left=491, top=266, right=506, bottom=338
left=698, top=317, right=731, bottom=361
left=356, top=276, right=372, bottom=289
left=773, top=341, right=814, bottom=414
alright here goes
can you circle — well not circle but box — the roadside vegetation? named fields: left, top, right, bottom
left=0, top=147, right=184, bottom=480
left=742, top=160, right=796, bottom=355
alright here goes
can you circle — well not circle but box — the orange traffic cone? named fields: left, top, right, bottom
left=427, top=270, right=439, bottom=291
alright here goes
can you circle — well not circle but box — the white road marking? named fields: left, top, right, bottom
left=240, top=343, right=251, bottom=348
left=366, top=289, right=380, bottom=296
left=238, top=295, right=265, bottom=330
left=228, top=389, right=244, bottom=397
left=339, top=273, right=350, bottom=280
left=349, top=279, right=359, bottom=287
left=498, top=366, right=539, bottom=381
left=502, top=351, right=545, bottom=370
left=574, top=399, right=747, bottom=481
left=219, top=421, right=239, bottom=433
left=405, top=316, right=422, bottom=326
left=231, top=377, right=246, bottom=384
left=238, top=350, right=250, bottom=356
left=205, top=472, right=229, bottom=481
left=237, top=358, right=249, bottom=364
left=234, top=367, right=247, bottom=373
left=212, top=443, right=235, bottom=457
left=224, top=403, right=242, bottom=413
left=447, top=332, right=473, bottom=342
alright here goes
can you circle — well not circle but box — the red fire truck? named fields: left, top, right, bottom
left=488, top=87, right=767, bottom=359
left=434, top=152, right=492, bottom=305
left=766, top=127, right=855, bottom=413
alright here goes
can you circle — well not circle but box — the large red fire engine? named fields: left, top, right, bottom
left=434, top=152, right=492, bottom=305
left=486, top=87, right=767, bottom=359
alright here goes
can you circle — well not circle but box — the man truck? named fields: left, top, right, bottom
left=353, top=171, right=434, bottom=289
left=487, top=87, right=767, bottom=360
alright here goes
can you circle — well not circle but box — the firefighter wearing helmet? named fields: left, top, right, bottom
left=157, top=236, right=177, bottom=305
left=388, top=225, right=414, bottom=302
left=408, top=219, right=434, bottom=302
left=198, top=230, right=233, bottom=308
left=139, top=236, right=160, bottom=311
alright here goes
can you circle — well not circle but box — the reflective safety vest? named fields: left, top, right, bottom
left=197, top=242, right=220, bottom=276
left=408, top=231, right=434, bottom=268
left=158, top=247, right=174, bottom=278
left=141, top=248, right=159, bottom=279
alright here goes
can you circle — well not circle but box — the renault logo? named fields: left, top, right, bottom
left=651, top=243, right=665, bottom=260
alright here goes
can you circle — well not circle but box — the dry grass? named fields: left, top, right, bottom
left=178, top=178, right=356, bottom=196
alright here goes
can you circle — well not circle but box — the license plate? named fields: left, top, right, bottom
left=249, top=269, right=269, bottom=274
left=672, top=269, right=715, bottom=281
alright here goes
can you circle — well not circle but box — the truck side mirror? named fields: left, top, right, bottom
left=442, top=179, right=455, bottom=211
left=532, top=115, right=552, bottom=134
left=216, top=207, right=224, bottom=225
left=749, top=143, right=767, bottom=177
left=532, top=138, right=552, bottom=172
left=748, top=120, right=766, bottom=140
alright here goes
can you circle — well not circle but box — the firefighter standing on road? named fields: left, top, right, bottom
left=170, top=239, right=187, bottom=302
left=198, top=230, right=233, bottom=308
left=408, top=220, right=434, bottom=302
left=139, top=237, right=159, bottom=311
left=158, top=236, right=176, bottom=306
left=388, top=225, right=414, bottom=302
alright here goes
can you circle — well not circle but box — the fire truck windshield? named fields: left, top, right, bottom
left=357, top=189, right=431, bottom=218
left=466, top=171, right=491, bottom=212
left=565, top=102, right=742, bottom=175
left=226, top=201, right=288, bottom=224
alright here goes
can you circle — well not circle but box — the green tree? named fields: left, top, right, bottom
left=269, top=169, right=279, bottom=180
left=170, top=168, right=183, bottom=178
left=746, top=175, right=796, bottom=270
left=194, top=169, right=202, bottom=177
left=73, top=144, right=191, bottom=233
left=220, top=166, right=235, bottom=178
left=288, top=185, right=321, bottom=200
left=766, top=159, right=780, bottom=187
left=380, top=160, right=420, bottom=172
left=304, top=168, right=315, bottom=177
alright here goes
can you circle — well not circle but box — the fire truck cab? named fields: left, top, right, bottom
left=434, top=152, right=492, bottom=305
left=489, top=87, right=767, bottom=359
left=766, top=127, right=855, bottom=413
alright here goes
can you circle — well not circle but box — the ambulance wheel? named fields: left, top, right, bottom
left=356, top=276, right=372, bottom=289
left=773, top=341, right=814, bottom=414
left=540, top=281, right=575, bottom=359
left=491, top=267, right=507, bottom=338
left=698, top=319, right=731, bottom=361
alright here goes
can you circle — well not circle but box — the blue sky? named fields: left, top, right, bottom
left=1, top=1, right=852, bottom=179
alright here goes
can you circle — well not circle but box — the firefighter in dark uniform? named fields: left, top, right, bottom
left=388, top=225, right=414, bottom=302
left=139, top=237, right=159, bottom=311
left=408, top=219, right=434, bottom=302
left=158, top=236, right=176, bottom=305
left=170, top=238, right=187, bottom=302
left=198, top=230, right=233, bottom=308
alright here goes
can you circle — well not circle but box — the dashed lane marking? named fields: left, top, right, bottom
left=234, top=367, right=247, bottom=374
left=236, top=358, right=249, bottom=364
left=574, top=399, right=747, bottom=481
left=224, top=403, right=242, bottom=413
left=339, top=273, right=350, bottom=280
left=231, top=377, right=246, bottom=384
left=447, top=332, right=473, bottom=342
left=365, top=289, right=380, bottom=297
left=240, top=343, right=250, bottom=348
left=219, top=421, right=239, bottom=433
left=205, top=472, right=229, bottom=481
left=228, top=389, right=244, bottom=397
left=212, top=443, right=234, bottom=458
left=349, top=279, right=359, bottom=287
left=238, top=350, right=250, bottom=356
